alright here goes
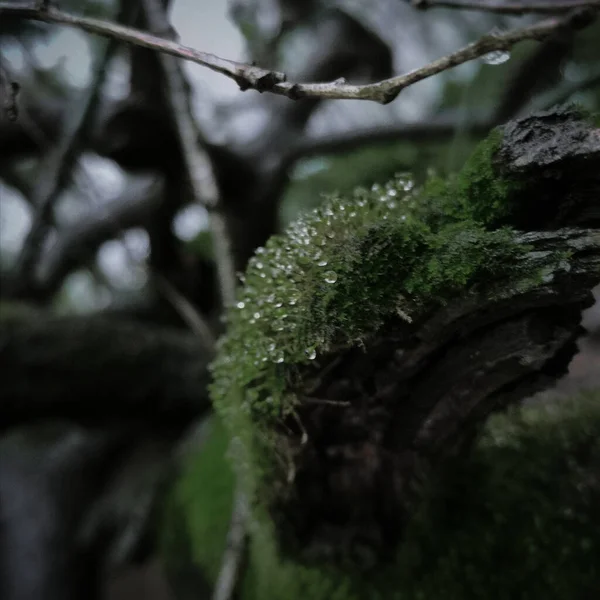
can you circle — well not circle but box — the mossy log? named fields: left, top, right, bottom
left=0, top=313, right=211, bottom=427
left=167, top=107, right=600, bottom=598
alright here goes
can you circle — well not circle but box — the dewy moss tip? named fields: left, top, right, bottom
left=209, top=125, right=565, bottom=425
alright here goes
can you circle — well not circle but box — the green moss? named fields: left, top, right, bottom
left=416, top=128, right=520, bottom=228
left=209, top=126, right=575, bottom=562
left=205, top=123, right=594, bottom=597
left=167, top=390, right=600, bottom=599
left=210, top=155, right=563, bottom=436
left=396, top=389, right=600, bottom=599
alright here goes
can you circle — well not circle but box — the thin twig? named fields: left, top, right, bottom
left=301, top=396, right=351, bottom=407
left=0, top=2, right=597, bottom=104
left=411, top=0, right=600, bottom=15
left=153, top=274, right=216, bottom=351
left=211, top=482, right=249, bottom=600
left=141, top=3, right=245, bottom=599
left=141, top=0, right=236, bottom=307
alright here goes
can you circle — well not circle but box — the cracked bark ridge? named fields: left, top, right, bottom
left=267, top=110, right=600, bottom=570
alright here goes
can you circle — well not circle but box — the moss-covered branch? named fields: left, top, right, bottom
left=166, top=390, right=600, bottom=599
left=0, top=313, right=211, bottom=427
left=181, top=107, right=600, bottom=598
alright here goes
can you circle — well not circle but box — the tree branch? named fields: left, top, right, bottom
left=411, top=0, right=600, bottom=15
left=0, top=2, right=596, bottom=104
left=0, top=314, right=211, bottom=428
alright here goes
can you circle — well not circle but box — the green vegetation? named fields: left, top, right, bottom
left=166, top=390, right=600, bottom=599
left=210, top=123, right=564, bottom=446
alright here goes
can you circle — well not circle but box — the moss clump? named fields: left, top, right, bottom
left=167, top=391, right=600, bottom=599
left=415, top=128, right=521, bottom=229
left=210, top=128, right=566, bottom=445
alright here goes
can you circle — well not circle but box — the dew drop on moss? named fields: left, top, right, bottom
left=305, top=348, right=317, bottom=360
left=324, top=271, right=338, bottom=284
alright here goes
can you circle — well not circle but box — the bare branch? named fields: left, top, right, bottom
left=0, top=2, right=597, bottom=104
left=411, top=0, right=600, bottom=15
left=0, top=2, right=287, bottom=99
left=211, top=479, right=249, bottom=600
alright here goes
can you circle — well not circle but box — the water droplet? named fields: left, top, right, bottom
left=317, top=259, right=328, bottom=267
left=324, top=271, right=338, bottom=284
left=387, top=188, right=397, bottom=197
left=305, top=348, right=317, bottom=360
left=268, top=342, right=276, bottom=353
left=275, top=302, right=283, bottom=308
left=482, top=50, right=510, bottom=65
left=256, top=261, right=264, bottom=270
left=326, top=231, right=335, bottom=239
left=387, top=201, right=397, bottom=210
left=236, top=301, right=245, bottom=309
left=274, top=353, right=284, bottom=364
left=289, top=297, right=298, bottom=306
